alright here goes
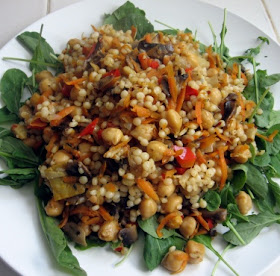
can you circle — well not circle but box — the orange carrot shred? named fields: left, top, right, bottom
left=195, top=99, right=203, bottom=130
left=172, top=254, right=189, bottom=274
left=165, top=169, right=177, bottom=178
left=215, top=128, right=231, bottom=143
left=256, top=130, right=279, bottom=142
left=131, top=105, right=151, bottom=117
left=50, top=106, right=76, bottom=126
left=70, top=205, right=99, bottom=217
left=218, top=146, right=228, bottom=190
left=176, top=86, right=187, bottom=113
left=99, top=206, right=114, bottom=221
left=136, top=178, right=159, bottom=202
left=196, top=215, right=210, bottom=231
left=59, top=206, right=69, bottom=228
left=131, top=25, right=137, bottom=39
left=156, top=212, right=178, bottom=238
left=196, top=149, right=207, bottom=164
left=105, top=183, right=117, bottom=193
left=65, top=77, right=86, bottom=86
left=166, top=63, right=178, bottom=102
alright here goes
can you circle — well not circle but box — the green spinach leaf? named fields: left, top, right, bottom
left=0, top=68, right=28, bottom=114
left=0, top=106, right=19, bottom=123
left=203, top=190, right=221, bottom=211
left=104, top=1, right=154, bottom=39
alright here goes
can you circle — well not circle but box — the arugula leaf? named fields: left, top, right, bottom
left=252, top=137, right=271, bottom=166
left=223, top=211, right=280, bottom=246
left=245, top=36, right=269, bottom=57
left=220, top=183, right=235, bottom=207
left=0, top=68, right=28, bottom=114
left=143, top=234, right=186, bottom=271
left=269, top=110, right=280, bottom=128
left=138, top=215, right=179, bottom=239
left=227, top=204, right=249, bottom=222
left=104, top=1, right=154, bottom=39
left=231, top=164, right=247, bottom=194
left=0, top=106, right=19, bottom=123
left=192, top=235, right=238, bottom=276
left=203, top=190, right=221, bottom=211
left=36, top=198, right=86, bottom=276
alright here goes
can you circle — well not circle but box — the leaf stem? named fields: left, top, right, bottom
left=220, top=9, right=227, bottom=59
left=211, top=244, right=234, bottom=276
left=225, top=220, right=246, bottom=245
left=154, top=20, right=178, bottom=31
left=114, top=245, right=133, bottom=267
left=248, top=88, right=269, bottom=123
left=2, top=57, right=59, bottom=68
left=208, top=22, right=218, bottom=52
left=252, top=58, right=259, bottom=104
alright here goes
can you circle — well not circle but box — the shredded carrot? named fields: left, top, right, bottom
left=156, top=212, right=178, bottom=238
left=28, top=118, right=48, bottom=129
left=50, top=106, right=76, bottom=126
left=136, top=178, right=159, bottom=202
left=144, top=33, right=152, bottom=43
left=63, top=144, right=80, bottom=159
left=172, top=254, right=189, bottom=274
left=65, top=77, right=86, bottom=86
left=123, top=93, right=131, bottom=108
left=241, top=72, right=248, bottom=86
left=70, top=205, right=99, bottom=217
left=231, top=63, right=239, bottom=79
left=165, top=169, right=177, bottom=178
left=158, top=31, right=164, bottom=44
left=166, top=63, right=178, bottom=103
left=63, top=176, right=78, bottom=184
left=176, top=85, right=187, bottom=113
left=206, top=46, right=216, bottom=68
left=105, top=183, right=117, bottom=193
left=218, top=146, right=228, bottom=190
left=82, top=216, right=101, bottom=225
left=131, top=25, right=137, bottom=39
left=142, top=117, right=157, bottom=124
left=195, top=229, right=208, bottom=236
left=167, top=98, right=176, bottom=110
left=99, top=206, right=114, bottom=221
left=58, top=206, right=69, bottom=228
left=131, top=105, right=151, bottom=117
left=195, top=99, right=203, bottom=130
left=45, top=133, right=59, bottom=157
left=163, top=55, right=171, bottom=65
left=215, top=128, right=231, bottom=143
left=256, top=130, right=279, bottom=142
left=99, top=161, right=107, bottom=177
left=196, top=215, right=210, bottom=231
left=196, top=149, right=207, bottom=164
left=199, top=134, right=218, bottom=150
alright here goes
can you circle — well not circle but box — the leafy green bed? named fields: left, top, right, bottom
left=0, top=1, right=280, bottom=276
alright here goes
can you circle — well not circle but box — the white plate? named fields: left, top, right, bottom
left=0, top=0, right=280, bottom=276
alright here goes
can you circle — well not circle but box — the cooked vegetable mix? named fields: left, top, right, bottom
left=1, top=1, right=280, bottom=275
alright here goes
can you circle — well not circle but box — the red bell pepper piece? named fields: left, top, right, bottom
left=102, top=69, right=121, bottom=78
left=185, top=86, right=198, bottom=99
left=173, top=145, right=196, bottom=168
left=175, top=167, right=187, bottom=175
left=27, top=118, right=48, bottom=130
left=97, top=129, right=103, bottom=140
left=78, top=118, right=99, bottom=137
left=206, top=218, right=214, bottom=229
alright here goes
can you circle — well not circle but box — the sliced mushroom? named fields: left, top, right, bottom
left=223, top=93, right=237, bottom=121
left=138, top=40, right=174, bottom=60
left=200, top=208, right=227, bottom=222
left=63, top=222, right=87, bottom=246
left=160, top=76, right=170, bottom=98
left=118, top=224, right=138, bottom=247
left=66, top=160, right=92, bottom=178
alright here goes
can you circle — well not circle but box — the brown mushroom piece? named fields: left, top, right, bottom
left=63, top=222, right=87, bottom=246
left=200, top=208, right=227, bottom=222
left=160, top=76, right=171, bottom=98
left=138, top=40, right=174, bottom=60
left=66, top=160, right=92, bottom=178
left=223, top=93, right=238, bottom=121
left=119, top=224, right=138, bottom=247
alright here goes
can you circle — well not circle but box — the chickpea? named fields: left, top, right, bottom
left=157, top=182, right=175, bottom=198
left=245, top=126, right=257, bottom=142
left=19, top=105, right=32, bottom=120
left=186, top=52, right=199, bottom=68
left=207, top=68, right=218, bottom=78
left=139, top=198, right=158, bottom=220
left=201, top=109, right=214, bottom=129
left=147, top=141, right=167, bottom=162
left=52, top=150, right=72, bottom=165
left=79, top=142, right=91, bottom=153
left=209, top=88, right=222, bottom=106
left=166, top=109, right=182, bottom=135
left=11, top=124, right=27, bottom=140
left=23, top=137, right=37, bottom=147
left=161, top=250, right=188, bottom=273
left=29, top=93, right=41, bottom=107
left=166, top=213, right=183, bottom=229
left=35, top=70, right=53, bottom=83
left=68, top=38, right=81, bottom=48
left=98, top=220, right=119, bottom=241
left=131, top=124, right=155, bottom=141
left=230, top=145, right=252, bottom=163
left=179, top=216, right=197, bottom=238
left=162, top=194, right=183, bottom=213
left=102, top=128, right=123, bottom=145
left=185, top=240, right=205, bottom=264
left=45, top=198, right=64, bottom=217
left=235, top=191, right=252, bottom=215
left=39, top=78, right=56, bottom=93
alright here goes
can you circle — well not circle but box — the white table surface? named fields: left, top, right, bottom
left=0, top=0, right=279, bottom=275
